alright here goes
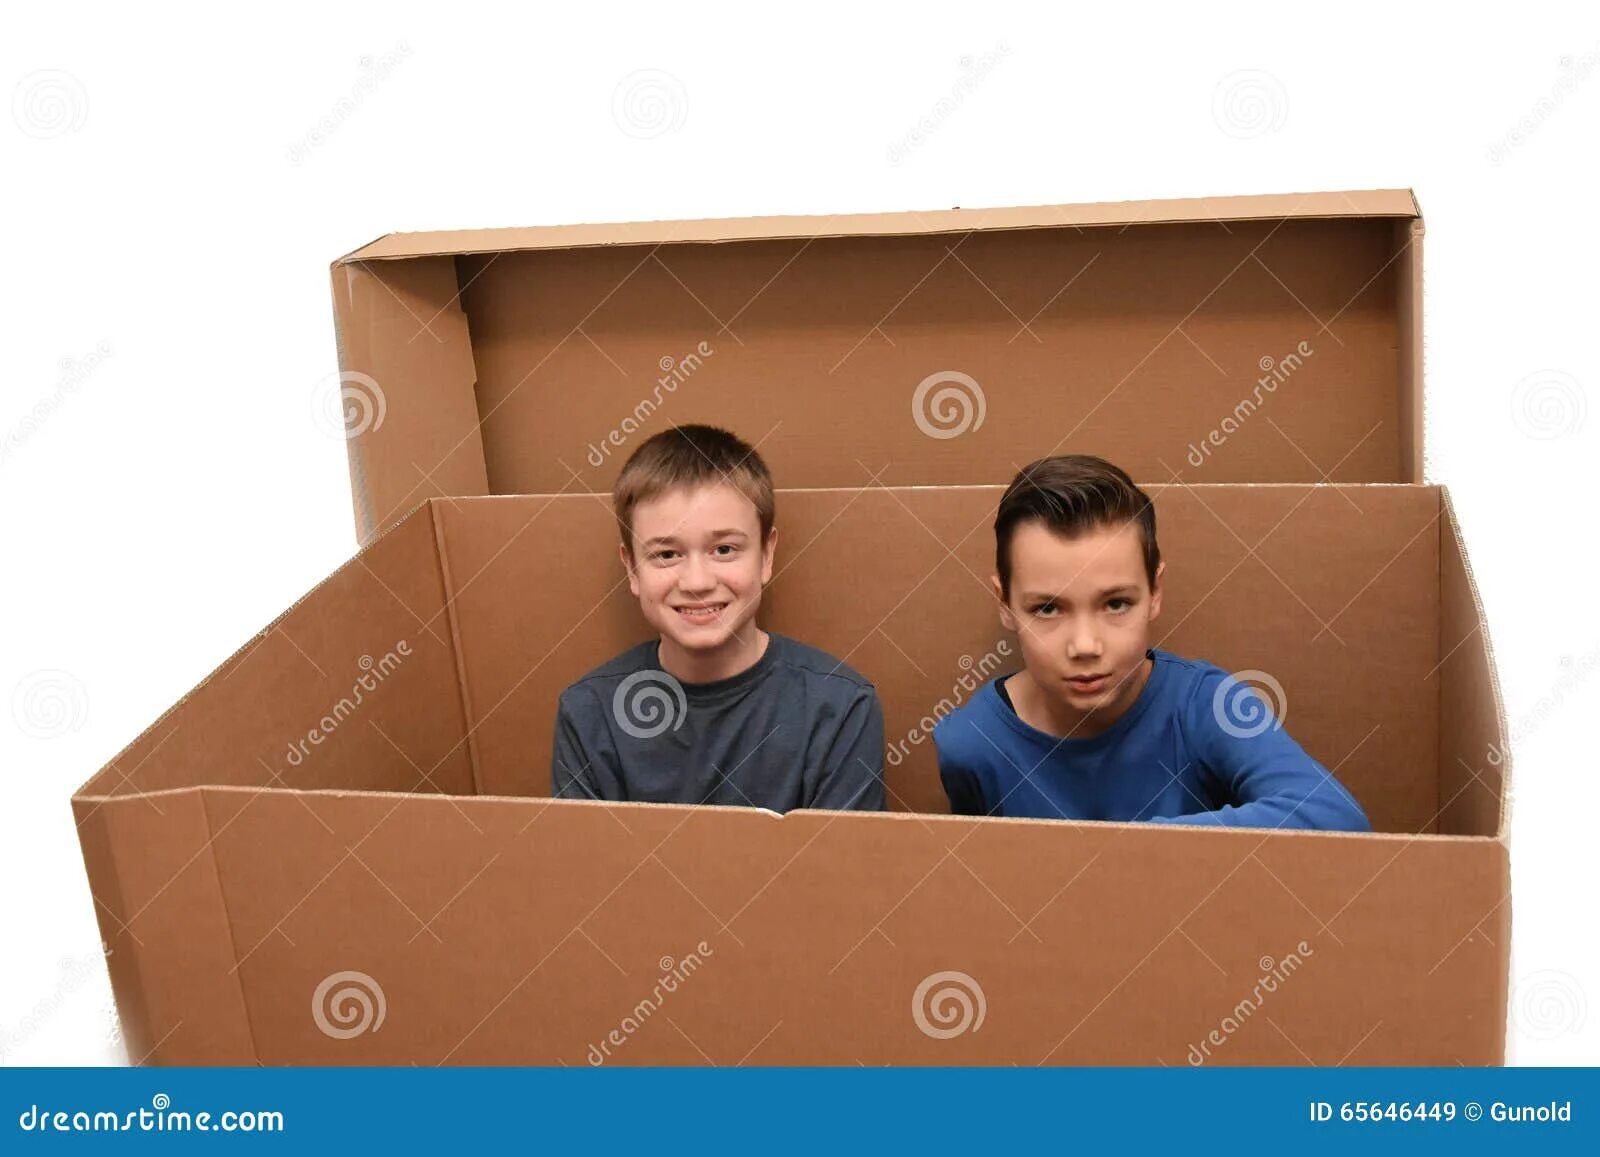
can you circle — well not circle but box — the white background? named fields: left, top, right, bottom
left=2, top=0, right=1596, bottom=1066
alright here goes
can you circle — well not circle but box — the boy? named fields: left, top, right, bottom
left=934, top=454, right=1370, bottom=831
left=551, top=424, right=885, bottom=813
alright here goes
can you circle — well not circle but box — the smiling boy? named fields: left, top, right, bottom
left=551, top=424, right=885, bottom=812
left=933, top=454, right=1370, bottom=831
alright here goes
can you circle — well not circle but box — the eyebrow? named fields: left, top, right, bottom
left=1021, top=585, right=1140, bottom=602
left=640, top=529, right=751, bottom=549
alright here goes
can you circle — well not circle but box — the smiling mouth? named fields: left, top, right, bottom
left=673, top=603, right=728, bottom=623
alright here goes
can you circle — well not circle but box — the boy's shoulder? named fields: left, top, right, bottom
left=560, top=639, right=660, bottom=703
left=931, top=676, right=1005, bottom=750
left=1148, top=648, right=1265, bottom=732
left=766, top=633, right=877, bottom=696
left=1151, top=648, right=1231, bottom=690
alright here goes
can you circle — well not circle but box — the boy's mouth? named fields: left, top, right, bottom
left=1065, top=673, right=1110, bottom=694
left=672, top=602, right=729, bottom=625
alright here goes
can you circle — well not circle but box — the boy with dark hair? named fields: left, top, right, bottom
left=934, top=454, right=1370, bottom=831
left=552, top=424, right=885, bottom=813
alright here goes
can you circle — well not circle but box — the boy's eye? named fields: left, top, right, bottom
left=1107, top=597, right=1132, bottom=613
left=714, top=543, right=739, bottom=557
left=649, top=550, right=678, bottom=564
left=1031, top=602, right=1058, bottom=617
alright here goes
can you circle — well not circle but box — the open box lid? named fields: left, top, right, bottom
left=330, top=188, right=1423, bottom=545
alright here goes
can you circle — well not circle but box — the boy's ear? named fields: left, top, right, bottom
left=619, top=540, right=641, bottom=598
left=990, top=573, right=1019, bottom=632
left=759, top=526, right=777, bottom=585
left=1149, top=560, right=1166, bottom=622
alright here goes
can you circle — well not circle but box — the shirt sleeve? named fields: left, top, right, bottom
left=1149, top=671, right=1372, bottom=832
left=550, top=689, right=617, bottom=802
left=806, top=686, right=886, bottom=811
left=934, top=721, right=989, bottom=816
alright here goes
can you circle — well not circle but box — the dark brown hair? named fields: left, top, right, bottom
left=994, top=454, right=1160, bottom=598
left=614, top=424, right=774, bottom=555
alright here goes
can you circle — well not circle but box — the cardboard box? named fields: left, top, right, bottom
left=75, top=190, right=1511, bottom=1065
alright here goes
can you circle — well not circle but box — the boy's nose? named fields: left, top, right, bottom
left=1066, top=626, right=1103, bottom=659
left=679, top=552, right=715, bottom=591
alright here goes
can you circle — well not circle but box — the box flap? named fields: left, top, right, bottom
left=330, top=189, right=1424, bottom=544
left=336, top=189, right=1420, bottom=262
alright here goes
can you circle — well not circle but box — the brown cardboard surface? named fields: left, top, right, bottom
left=74, top=486, right=1509, bottom=1065
left=85, top=786, right=1509, bottom=1066
left=339, top=189, right=1420, bottom=262
left=74, top=504, right=472, bottom=801
left=1437, top=491, right=1511, bottom=840
left=331, top=190, right=1423, bottom=546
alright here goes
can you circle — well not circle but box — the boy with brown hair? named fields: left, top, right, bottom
left=551, top=424, right=885, bottom=813
left=934, top=453, right=1370, bottom=830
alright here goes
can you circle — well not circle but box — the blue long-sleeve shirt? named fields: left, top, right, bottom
left=933, top=649, right=1371, bottom=831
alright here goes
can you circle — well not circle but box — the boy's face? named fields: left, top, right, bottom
left=621, top=482, right=775, bottom=659
left=992, top=519, right=1164, bottom=724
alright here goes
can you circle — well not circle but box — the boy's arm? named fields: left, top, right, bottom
left=934, top=722, right=989, bottom=816
left=807, top=687, right=886, bottom=811
left=1149, top=673, right=1372, bottom=832
left=550, top=690, right=617, bottom=802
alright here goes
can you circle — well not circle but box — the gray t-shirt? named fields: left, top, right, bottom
left=551, top=633, right=885, bottom=812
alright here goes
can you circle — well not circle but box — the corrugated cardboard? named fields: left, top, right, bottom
left=75, top=189, right=1510, bottom=1065
left=329, top=189, right=1426, bottom=542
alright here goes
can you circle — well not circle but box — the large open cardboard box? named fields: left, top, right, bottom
left=75, top=190, right=1511, bottom=1065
